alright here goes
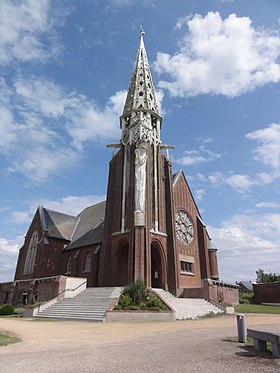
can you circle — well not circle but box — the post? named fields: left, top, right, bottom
left=236, top=313, right=246, bottom=343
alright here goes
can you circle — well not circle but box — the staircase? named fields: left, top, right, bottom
left=153, top=288, right=223, bottom=320
left=36, top=287, right=122, bottom=322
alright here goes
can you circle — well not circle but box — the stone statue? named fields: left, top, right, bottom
left=134, top=142, right=147, bottom=215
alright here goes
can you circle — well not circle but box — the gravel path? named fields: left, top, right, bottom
left=1, top=314, right=280, bottom=372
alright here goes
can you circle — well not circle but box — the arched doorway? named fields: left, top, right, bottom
left=151, top=243, right=163, bottom=288
left=112, top=243, right=129, bottom=286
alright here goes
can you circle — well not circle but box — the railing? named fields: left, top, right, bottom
left=36, top=279, right=87, bottom=314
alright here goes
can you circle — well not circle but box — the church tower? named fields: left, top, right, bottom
left=99, top=30, right=179, bottom=293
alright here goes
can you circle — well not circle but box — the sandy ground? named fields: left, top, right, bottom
left=0, top=314, right=280, bottom=372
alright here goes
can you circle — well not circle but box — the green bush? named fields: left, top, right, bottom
left=122, top=279, right=148, bottom=304
left=114, top=279, right=169, bottom=311
left=118, top=294, right=131, bottom=308
left=147, top=295, right=168, bottom=310
left=0, top=304, right=15, bottom=315
left=239, top=292, right=255, bottom=304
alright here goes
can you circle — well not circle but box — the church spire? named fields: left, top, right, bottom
left=122, top=28, right=160, bottom=116
left=121, top=29, right=162, bottom=146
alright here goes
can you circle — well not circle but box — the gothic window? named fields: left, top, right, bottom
left=23, top=231, right=39, bottom=274
left=84, top=252, right=91, bottom=273
left=66, top=256, right=72, bottom=275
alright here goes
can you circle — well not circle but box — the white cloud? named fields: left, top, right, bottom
left=0, top=0, right=63, bottom=65
left=0, top=236, right=23, bottom=282
left=154, top=12, right=280, bottom=98
left=0, top=77, right=124, bottom=181
left=226, top=174, right=255, bottom=193
left=38, top=195, right=106, bottom=216
left=256, top=202, right=280, bottom=209
left=206, top=171, right=256, bottom=194
left=193, top=189, right=206, bottom=202
left=175, top=15, right=191, bottom=30
left=67, top=90, right=126, bottom=150
left=246, top=123, right=280, bottom=172
left=209, top=212, right=280, bottom=283
left=106, top=0, right=132, bottom=8
left=11, top=211, right=31, bottom=224
left=175, top=144, right=222, bottom=166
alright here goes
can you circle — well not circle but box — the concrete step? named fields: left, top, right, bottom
left=153, top=288, right=223, bottom=320
left=36, top=287, right=122, bottom=322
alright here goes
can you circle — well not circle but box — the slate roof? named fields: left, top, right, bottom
left=237, top=281, right=254, bottom=292
left=63, top=201, right=106, bottom=251
left=41, top=207, right=79, bottom=241
left=38, top=200, right=106, bottom=250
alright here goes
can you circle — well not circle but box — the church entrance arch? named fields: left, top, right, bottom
left=112, top=242, right=129, bottom=286
left=151, top=242, right=164, bottom=289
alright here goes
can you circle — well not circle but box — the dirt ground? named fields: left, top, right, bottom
left=1, top=314, right=280, bottom=372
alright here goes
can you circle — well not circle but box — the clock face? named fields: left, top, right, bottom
left=175, top=210, right=194, bottom=245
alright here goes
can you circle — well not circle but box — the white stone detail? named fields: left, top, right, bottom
left=175, top=210, right=194, bottom=245
left=134, top=142, right=147, bottom=225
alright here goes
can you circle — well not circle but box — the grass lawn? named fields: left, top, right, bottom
left=0, top=332, right=21, bottom=347
left=235, top=304, right=280, bottom=314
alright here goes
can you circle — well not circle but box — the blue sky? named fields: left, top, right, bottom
left=1, top=0, right=280, bottom=284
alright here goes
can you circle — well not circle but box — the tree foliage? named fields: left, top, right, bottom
left=0, top=304, right=14, bottom=315
left=256, top=269, right=280, bottom=283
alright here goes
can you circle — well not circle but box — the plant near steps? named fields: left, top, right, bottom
left=114, top=279, right=168, bottom=311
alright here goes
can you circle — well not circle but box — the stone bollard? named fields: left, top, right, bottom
left=236, top=313, right=246, bottom=343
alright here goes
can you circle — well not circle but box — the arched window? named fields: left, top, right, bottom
left=84, top=252, right=91, bottom=273
left=66, top=256, right=72, bottom=275
left=23, top=231, right=39, bottom=274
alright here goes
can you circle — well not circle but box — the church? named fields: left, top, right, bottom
left=0, top=32, right=238, bottom=307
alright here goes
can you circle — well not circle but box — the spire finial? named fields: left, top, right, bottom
left=140, top=25, right=145, bottom=38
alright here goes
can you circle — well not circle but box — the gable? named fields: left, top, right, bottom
left=173, top=170, right=202, bottom=220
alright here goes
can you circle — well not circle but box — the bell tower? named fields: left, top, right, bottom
left=99, top=30, right=179, bottom=293
left=120, top=29, right=162, bottom=232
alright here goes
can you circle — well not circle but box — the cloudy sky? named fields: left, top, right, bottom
left=1, top=0, right=280, bottom=284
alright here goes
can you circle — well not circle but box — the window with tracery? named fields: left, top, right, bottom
left=23, top=231, right=39, bottom=274
left=84, top=252, right=91, bottom=273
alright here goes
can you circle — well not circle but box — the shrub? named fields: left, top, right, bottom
left=114, top=279, right=169, bottom=311
left=118, top=294, right=131, bottom=308
left=239, top=292, right=255, bottom=304
left=146, top=295, right=167, bottom=310
left=0, top=304, right=14, bottom=316
left=122, top=279, right=148, bottom=304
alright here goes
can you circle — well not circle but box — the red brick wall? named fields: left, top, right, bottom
left=183, top=279, right=239, bottom=305
left=253, top=282, right=280, bottom=304
left=173, top=173, right=204, bottom=289
left=0, top=276, right=68, bottom=306
left=14, top=208, right=69, bottom=281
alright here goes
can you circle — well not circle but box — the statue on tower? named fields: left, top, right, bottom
left=134, top=141, right=147, bottom=225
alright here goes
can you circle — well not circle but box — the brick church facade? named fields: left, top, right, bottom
left=0, top=32, right=238, bottom=307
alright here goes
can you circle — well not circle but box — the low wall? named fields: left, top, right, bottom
left=253, top=282, right=280, bottom=304
left=183, top=279, right=239, bottom=306
left=0, top=276, right=87, bottom=307
left=106, top=311, right=175, bottom=322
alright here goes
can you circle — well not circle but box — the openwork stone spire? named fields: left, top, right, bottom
left=121, top=29, right=162, bottom=146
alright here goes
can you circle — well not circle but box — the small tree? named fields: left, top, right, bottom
left=256, top=269, right=280, bottom=283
